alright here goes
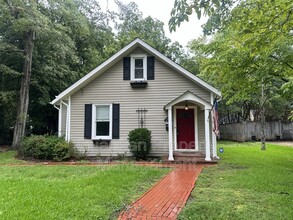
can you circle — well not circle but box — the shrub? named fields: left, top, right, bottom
left=128, top=128, right=151, bottom=160
left=20, top=135, right=75, bottom=161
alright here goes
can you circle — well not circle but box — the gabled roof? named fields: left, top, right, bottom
left=51, top=38, right=221, bottom=105
left=164, top=90, right=212, bottom=110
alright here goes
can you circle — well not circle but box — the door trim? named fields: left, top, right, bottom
left=174, top=106, right=198, bottom=151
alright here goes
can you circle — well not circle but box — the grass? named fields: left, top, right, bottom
left=0, top=154, right=169, bottom=219
left=0, top=151, right=28, bottom=165
left=178, top=141, right=293, bottom=220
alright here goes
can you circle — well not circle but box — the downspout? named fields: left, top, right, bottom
left=53, top=105, right=60, bottom=111
left=61, top=100, right=68, bottom=106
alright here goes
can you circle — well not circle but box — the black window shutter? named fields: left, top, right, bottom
left=147, top=56, right=155, bottom=80
left=112, top=104, right=120, bottom=139
left=123, top=57, right=130, bottom=80
left=84, top=104, right=92, bottom=139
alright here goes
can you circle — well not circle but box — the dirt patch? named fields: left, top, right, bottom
left=268, top=141, right=293, bottom=147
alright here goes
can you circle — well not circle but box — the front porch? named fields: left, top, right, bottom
left=164, top=91, right=219, bottom=162
left=161, top=152, right=218, bottom=164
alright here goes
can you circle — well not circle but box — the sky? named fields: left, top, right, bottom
left=100, top=0, right=206, bottom=47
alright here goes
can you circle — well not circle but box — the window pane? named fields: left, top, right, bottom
left=96, top=122, right=109, bottom=136
left=135, top=69, right=144, bottom=79
left=135, top=59, right=143, bottom=68
left=96, top=105, right=109, bottom=120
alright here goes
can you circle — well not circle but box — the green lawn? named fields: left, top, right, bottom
left=0, top=151, right=28, bottom=165
left=179, top=141, right=293, bottom=220
left=0, top=153, right=169, bottom=219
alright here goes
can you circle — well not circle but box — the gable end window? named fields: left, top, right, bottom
left=92, top=104, right=112, bottom=140
left=131, top=55, right=147, bottom=81
left=123, top=55, right=155, bottom=83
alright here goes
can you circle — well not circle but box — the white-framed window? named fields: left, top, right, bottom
left=131, top=54, right=147, bottom=81
left=92, top=104, right=112, bottom=140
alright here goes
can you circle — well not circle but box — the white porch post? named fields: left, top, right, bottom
left=67, top=96, right=71, bottom=142
left=58, top=103, right=62, bottom=137
left=168, top=107, right=174, bottom=161
left=61, top=100, right=69, bottom=141
left=205, top=109, right=211, bottom=161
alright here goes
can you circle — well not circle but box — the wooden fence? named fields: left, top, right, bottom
left=219, top=121, right=293, bottom=142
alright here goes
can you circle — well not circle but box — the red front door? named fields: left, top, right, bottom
left=176, top=109, right=195, bottom=149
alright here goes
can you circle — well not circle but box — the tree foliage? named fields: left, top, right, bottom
left=169, top=0, right=234, bottom=32
left=170, top=0, right=293, bottom=121
left=0, top=0, right=115, bottom=145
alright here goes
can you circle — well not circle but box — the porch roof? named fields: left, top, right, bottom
left=164, top=90, right=212, bottom=110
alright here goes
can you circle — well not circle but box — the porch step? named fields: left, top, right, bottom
left=162, top=152, right=218, bottom=164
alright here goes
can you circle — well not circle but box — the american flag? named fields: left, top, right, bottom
left=213, top=99, right=220, bottom=136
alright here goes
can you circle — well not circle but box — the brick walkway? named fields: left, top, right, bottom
left=118, top=164, right=205, bottom=220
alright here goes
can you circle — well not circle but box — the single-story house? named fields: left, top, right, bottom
left=51, top=38, right=221, bottom=161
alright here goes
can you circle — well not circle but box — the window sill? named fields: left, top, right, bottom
left=93, top=139, right=111, bottom=146
left=130, top=80, right=148, bottom=88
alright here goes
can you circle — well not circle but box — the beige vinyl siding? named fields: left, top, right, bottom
left=70, top=47, right=211, bottom=156
left=131, top=47, right=146, bottom=54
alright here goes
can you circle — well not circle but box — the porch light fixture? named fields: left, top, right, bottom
left=185, top=101, right=188, bottom=111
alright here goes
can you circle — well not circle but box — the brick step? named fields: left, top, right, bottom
left=163, top=160, right=218, bottom=164
left=161, top=152, right=217, bottom=164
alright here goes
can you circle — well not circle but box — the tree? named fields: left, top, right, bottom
left=0, top=0, right=114, bottom=147
left=170, top=0, right=293, bottom=149
left=2, top=0, right=43, bottom=149
left=114, top=0, right=188, bottom=63
left=29, top=0, right=115, bottom=135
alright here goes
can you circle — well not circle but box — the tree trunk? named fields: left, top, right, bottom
left=11, top=30, right=35, bottom=149
left=260, top=79, right=266, bottom=150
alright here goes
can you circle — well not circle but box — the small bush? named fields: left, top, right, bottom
left=20, top=135, right=75, bottom=161
left=128, top=128, right=151, bottom=160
